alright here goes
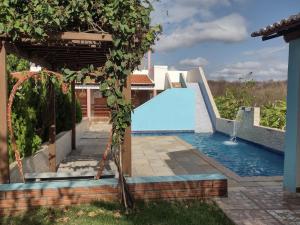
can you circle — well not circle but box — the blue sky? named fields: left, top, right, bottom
left=150, top=0, right=300, bottom=81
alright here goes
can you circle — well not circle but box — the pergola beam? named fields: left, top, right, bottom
left=0, top=32, right=113, bottom=43
left=49, top=32, right=112, bottom=42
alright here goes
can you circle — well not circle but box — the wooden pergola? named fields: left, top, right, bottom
left=0, top=32, right=132, bottom=184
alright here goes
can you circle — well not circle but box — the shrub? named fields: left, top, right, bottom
left=211, top=80, right=287, bottom=129
left=8, top=55, right=83, bottom=162
left=260, top=100, right=286, bottom=130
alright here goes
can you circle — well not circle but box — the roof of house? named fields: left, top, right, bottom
left=130, top=74, right=154, bottom=86
left=251, top=13, right=300, bottom=41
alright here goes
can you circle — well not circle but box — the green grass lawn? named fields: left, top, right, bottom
left=1, top=200, right=233, bottom=225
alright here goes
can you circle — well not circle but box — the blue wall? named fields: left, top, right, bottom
left=132, top=88, right=195, bottom=132
left=284, top=38, right=300, bottom=192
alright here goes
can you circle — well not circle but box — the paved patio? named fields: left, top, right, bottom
left=132, top=134, right=300, bottom=225
left=58, top=121, right=114, bottom=174
left=132, top=135, right=219, bottom=176
left=59, top=122, right=300, bottom=224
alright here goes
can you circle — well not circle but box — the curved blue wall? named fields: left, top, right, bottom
left=132, top=89, right=195, bottom=132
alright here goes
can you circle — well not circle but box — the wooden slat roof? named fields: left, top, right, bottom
left=1, top=32, right=113, bottom=70
left=251, top=13, right=300, bottom=42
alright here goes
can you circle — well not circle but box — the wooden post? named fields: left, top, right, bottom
left=87, top=89, right=91, bottom=120
left=0, top=41, right=10, bottom=183
left=49, top=82, right=56, bottom=172
left=122, top=76, right=132, bottom=176
left=71, top=81, right=76, bottom=150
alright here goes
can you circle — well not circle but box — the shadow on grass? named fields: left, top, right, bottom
left=0, top=200, right=234, bottom=225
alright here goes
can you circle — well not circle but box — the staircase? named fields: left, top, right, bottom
left=186, top=83, right=213, bottom=133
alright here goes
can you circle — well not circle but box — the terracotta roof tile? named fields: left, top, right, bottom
left=251, top=13, right=300, bottom=40
left=130, top=74, right=154, bottom=86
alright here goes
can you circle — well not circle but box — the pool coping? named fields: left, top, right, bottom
left=0, top=174, right=227, bottom=192
left=173, top=136, right=283, bottom=183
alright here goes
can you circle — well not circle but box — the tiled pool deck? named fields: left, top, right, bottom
left=133, top=135, right=300, bottom=225
left=56, top=122, right=299, bottom=225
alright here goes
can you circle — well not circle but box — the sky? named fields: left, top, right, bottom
left=149, top=0, right=300, bottom=81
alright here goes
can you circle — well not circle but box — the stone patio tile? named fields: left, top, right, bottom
left=152, top=166, right=173, bottom=174
left=242, top=187, right=300, bottom=210
left=215, top=191, right=259, bottom=210
left=171, top=168, right=188, bottom=175
left=132, top=165, right=153, bottom=176
left=240, top=181, right=262, bottom=187
left=257, top=181, right=283, bottom=187
left=268, top=210, right=300, bottom=225
left=227, top=179, right=241, bottom=188
left=164, top=161, right=181, bottom=170
left=223, top=209, right=282, bottom=225
left=158, top=154, right=171, bottom=160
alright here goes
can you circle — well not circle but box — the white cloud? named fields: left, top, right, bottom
left=243, top=46, right=287, bottom=58
left=151, top=0, right=237, bottom=25
left=155, top=14, right=248, bottom=52
left=179, top=57, right=209, bottom=67
left=209, top=60, right=288, bottom=81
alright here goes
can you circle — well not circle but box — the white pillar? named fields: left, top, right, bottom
left=284, top=38, right=300, bottom=192
left=87, top=89, right=92, bottom=120
left=148, top=50, right=151, bottom=70
left=153, top=89, right=157, bottom=97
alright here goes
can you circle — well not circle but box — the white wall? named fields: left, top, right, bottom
left=134, top=65, right=188, bottom=91
left=216, top=108, right=285, bottom=152
left=9, top=119, right=89, bottom=183
left=153, top=65, right=168, bottom=90
left=167, top=71, right=188, bottom=83
left=187, top=68, right=220, bottom=129
left=133, top=69, right=149, bottom=75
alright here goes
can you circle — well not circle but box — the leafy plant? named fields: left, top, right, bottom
left=7, top=57, right=83, bottom=162
left=214, top=81, right=287, bottom=130
left=215, top=90, right=240, bottom=120
left=260, top=100, right=286, bottom=130
left=7, top=54, right=30, bottom=73
left=0, top=0, right=161, bottom=208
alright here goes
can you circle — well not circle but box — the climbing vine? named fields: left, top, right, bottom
left=0, top=0, right=161, bottom=208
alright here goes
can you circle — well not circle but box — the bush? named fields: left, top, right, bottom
left=214, top=91, right=241, bottom=120
left=214, top=81, right=256, bottom=120
left=55, top=85, right=82, bottom=133
left=212, top=80, right=287, bottom=130
left=260, top=101, right=286, bottom=130
left=8, top=55, right=83, bottom=162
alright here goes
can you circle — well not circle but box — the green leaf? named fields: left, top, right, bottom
left=54, top=18, right=60, bottom=26
left=107, top=95, right=116, bottom=106
left=34, top=27, right=43, bottom=36
left=100, top=83, right=108, bottom=92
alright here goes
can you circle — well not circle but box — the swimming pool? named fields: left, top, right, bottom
left=134, top=132, right=284, bottom=177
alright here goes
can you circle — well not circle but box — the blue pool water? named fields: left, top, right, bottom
left=134, top=132, right=284, bottom=177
